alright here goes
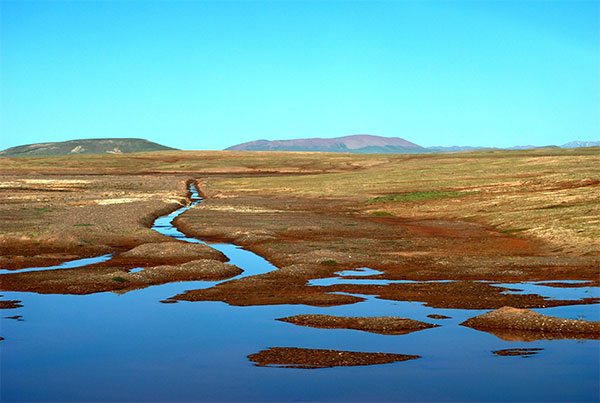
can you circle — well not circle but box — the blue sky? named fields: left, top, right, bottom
left=1, top=1, right=598, bottom=150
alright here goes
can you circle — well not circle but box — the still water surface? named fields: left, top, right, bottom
left=1, top=185, right=598, bottom=401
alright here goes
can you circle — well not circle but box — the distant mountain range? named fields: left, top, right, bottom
left=0, top=138, right=177, bottom=157
left=226, top=135, right=425, bottom=153
left=561, top=141, right=600, bottom=148
left=226, top=135, right=600, bottom=153
left=1, top=136, right=597, bottom=157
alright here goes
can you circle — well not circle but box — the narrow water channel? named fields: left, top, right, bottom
left=151, top=183, right=279, bottom=281
left=1, top=183, right=598, bottom=402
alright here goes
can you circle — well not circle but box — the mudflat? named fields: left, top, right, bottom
left=277, top=314, right=438, bottom=335
left=461, top=306, right=600, bottom=340
left=247, top=347, right=421, bottom=369
left=492, top=348, right=543, bottom=357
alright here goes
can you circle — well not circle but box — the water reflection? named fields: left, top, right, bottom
left=152, top=183, right=279, bottom=282
left=308, top=267, right=452, bottom=287
left=2, top=287, right=598, bottom=401
left=334, top=268, right=384, bottom=277
left=0, top=254, right=113, bottom=275
left=490, top=282, right=599, bottom=301
left=1, top=182, right=598, bottom=401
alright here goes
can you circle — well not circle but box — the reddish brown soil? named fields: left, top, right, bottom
left=460, top=307, right=600, bottom=340
left=533, top=281, right=598, bottom=288
left=492, top=348, right=543, bottom=357
left=247, top=347, right=420, bottom=369
left=175, top=272, right=365, bottom=306
left=171, top=190, right=598, bottom=308
left=319, top=281, right=599, bottom=310
left=1, top=169, right=598, bottom=312
left=0, top=300, right=23, bottom=309
left=119, top=242, right=227, bottom=263
left=175, top=274, right=598, bottom=309
left=1, top=259, right=241, bottom=295
left=427, top=314, right=452, bottom=319
left=0, top=174, right=243, bottom=294
left=277, top=314, right=438, bottom=335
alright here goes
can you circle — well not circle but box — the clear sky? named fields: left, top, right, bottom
left=1, top=1, right=598, bottom=151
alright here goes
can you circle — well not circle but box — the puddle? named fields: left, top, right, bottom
left=1, top=183, right=598, bottom=401
left=309, top=274, right=453, bottom=287
left=309, top=267, right=455, bottom=287
left=533, top=280, right=591, bottom=285
left=491, top=282, right=599, bottom=301
left=334, top=268, right=384, bottom=277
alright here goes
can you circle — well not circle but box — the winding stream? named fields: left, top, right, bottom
left=151, top=183, right=279, bottom=282
left=1, top=183, right=598, bottom=402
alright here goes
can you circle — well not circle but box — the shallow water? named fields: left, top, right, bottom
left=309, top=277, right=453, bottom=286
left=0, top=253, right=113, bottom=275
left=1, top=184, right=599, bottom=402
left=491, top=281, right=600, bottom=302
left=334, top=268, right=384, bottom=276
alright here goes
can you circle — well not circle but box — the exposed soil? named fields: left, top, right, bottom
left=0, top=174, right=192, bottom=270
left=247, top=347, right=420, bottom=369
left=175, top=275, right=598, bottom=309
left=277, top=314, right=438, bottom=335
left=1, top=152, right=598, bottom=314
left=427, top=314, right=452, bottom=319
left=319, top=281, right=599, bottom=310
left=174, top=271, right=365, bottom=306
left=492, top=348, right=543, bottom=357
left=119, top=242, right=227, bottom=263
left=171, top=189, right=599, bottom=309
left=0, top=174, right=240, bottom=294
left=0, top=300, right=23, bottom=309
left=0, top=259, right=242, bottom=295
left=460, top=307, right=600, bottom=340
left=533, top=281, right=597, bottom=288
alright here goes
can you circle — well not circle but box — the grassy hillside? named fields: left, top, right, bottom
left=0, top=138, right=176, bottom=157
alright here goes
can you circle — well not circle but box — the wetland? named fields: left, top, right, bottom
left=1, top=148, right=599, bottom=401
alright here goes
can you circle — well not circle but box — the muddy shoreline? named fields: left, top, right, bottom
left=461, top=307, right=600, bottom=340
left=2, top=177, right=598, bottom=310
left=248, top=347, right=421, bottom=369
left=277, top=314, right=439, bottom=335
left=170, top=189, right=598, bottom=309
left=1, top=152, right=598, bottom=312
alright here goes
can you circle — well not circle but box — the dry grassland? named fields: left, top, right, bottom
left=202, top=148, right=599, bottom=255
